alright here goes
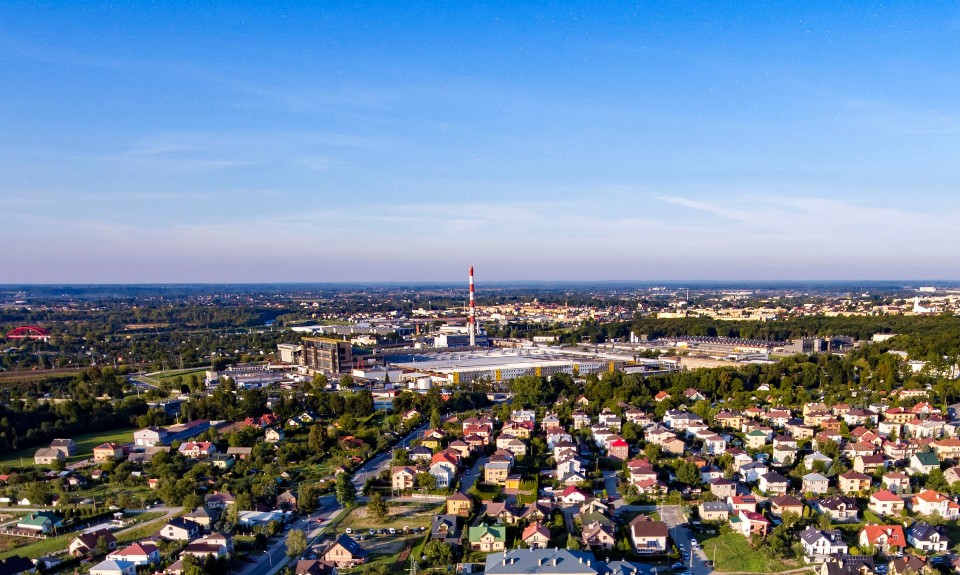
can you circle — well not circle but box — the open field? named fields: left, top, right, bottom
left=0, top=427, right=138, bottom=469
left=337, top=503, right=440, bottom=571
left=700, top=532, right=794, bottom=573
left=337, top=502, right=442, bottom=533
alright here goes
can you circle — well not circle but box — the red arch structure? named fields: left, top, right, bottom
left=6, top=326, right=51, bottom=340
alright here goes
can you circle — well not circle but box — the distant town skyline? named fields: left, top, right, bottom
left=2, top=3, right=960, bottom=283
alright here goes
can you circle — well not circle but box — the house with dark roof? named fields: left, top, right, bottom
left=323, top=534, right=367, bottom=567
left=799, top=526, right=848, bottom=563
left=430, top=514, right=462, bottom=545
left=629, top=516, right=668, bottom=554
left=906, top=521, right=948, bottom=552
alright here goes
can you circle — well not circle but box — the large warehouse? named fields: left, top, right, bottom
left=388, top=348, right=626, bottom=386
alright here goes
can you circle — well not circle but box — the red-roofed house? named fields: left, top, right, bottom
left=859, top=525, right=906, bottom=553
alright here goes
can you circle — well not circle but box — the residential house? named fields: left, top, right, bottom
left=93, top=443, right=124, bottom=462
left=17, top=512, right=61, bottom=534
left=838, top=471, right=871, bottom=495
left=803, top=473, right=830, bottom=495
left=854, top=455, right=886, bottom=475
left=800, top=526, right=848, bottom=563
left=33, top=448, right=65, bottom=466
left=728, top=495, right=758, bottom=514
left=430, top=514, right=462, bottom=545
left=881, top=472, right=911, bottom=494
left=698, top=502, right=729, bottom=522
left=106, top=544, right=160, bottom=567
left=745, top=430, right=768, bottom=449
left=581, top=522, right=617, bottom=550
left=816, top=496, right=860, bottom=523
left=429, top=463, right=455, bottom=489
left=731, top=511, right=770, bottom=538
left=629, top=516, right=668, bottom=554
left=910, top=452, right=941, bottom=475
left=709, top=478, right=737, bottom=499
left=69, top=530, right=117, bottom=557
left=264, top=428, right=285, bottom=443
left=276, top=490, right=298, bottom=511
left=739, top=461, right=769, bottom=483
left=907, top=489, right=960, bottom=519
left=89, top=560, right=136, bottom=575
left=446, top=493, right=472, bottom=517
left=858, top=525, right=906, bottom=554
left=226, top=447, right=252, bottom=460
left=608, top=439, right=629, bottom=461
left=906, top=521, right=948, bottom=553
left=469, top=525, right=506, bottom=552
left=323, top=534, right=368, bottom=568
left=521, top=522, right=551, bottom=549
left=161, top=517, right=202, bottom=541
left=177, top=442, right=216, bottom=459
left=49, top=438, right=77, bottom=456
left=758, top=472, right=789, bottom=495
left=769, top=495, right=805, bottom=518
left=868, top=490, right=905, bottom=517
left=391, top=466, right=418, bottom=492
left=484, top=460, right=512, bottom=485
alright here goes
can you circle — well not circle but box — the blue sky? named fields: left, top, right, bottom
left=2, top=2, right=959, bottom=283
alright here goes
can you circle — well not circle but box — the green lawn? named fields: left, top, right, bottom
left=700, top=532, right=793, bottom=573
left=337, top=503, right=441, bottom=533
left=0, top=427, right=139, bottom=469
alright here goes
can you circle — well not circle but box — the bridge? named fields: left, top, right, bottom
left=5, top=326, right=51, bottom=341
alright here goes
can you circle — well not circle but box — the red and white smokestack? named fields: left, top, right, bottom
left=469, top=266, right=476, bottom=347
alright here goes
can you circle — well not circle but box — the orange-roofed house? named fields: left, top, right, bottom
left=858, top=525, right=906, bottom=554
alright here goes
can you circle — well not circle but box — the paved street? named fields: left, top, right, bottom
left=239, top=495, right=341, bottom=575
left=352, top=422, right=428, bottom=493
left=459, top=456, right=487, bottom=493
left=602, top=470, right=620, bottom=500
left=659, top=505, right=712, bottom=575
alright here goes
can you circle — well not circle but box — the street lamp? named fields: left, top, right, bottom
left=264, top=550, right=273, bottom=568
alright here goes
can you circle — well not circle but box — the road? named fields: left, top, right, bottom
left=602, top=470, right=620, bottom=500
left=660, top=504, right=712, bottom=575
left=352, top=422, right=428, bottom=495
left=238, top=495, right=341, bottom=575
left=459, top=456, right=488, bottom=494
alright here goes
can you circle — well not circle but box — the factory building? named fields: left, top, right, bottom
left=390, top=350, right=625, bottom=386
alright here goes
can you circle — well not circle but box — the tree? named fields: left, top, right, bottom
left=644, top=443, right=661, bottom=462
left=676, top=461, right=700, bottom=486
left=335, top=473, right=356, bottom=506
left=416, top=472, right=437, bottom=491
left=368, top=492, right=390, bottom=520
left=423, top=540, right=454, bottom=566
left=286, top=528, right=307, bottom=557
left=94, top=535, right=110, bottom=557
left=566, top=534, right=583, bottom=550
left=298, top=483, right=323, bottom=514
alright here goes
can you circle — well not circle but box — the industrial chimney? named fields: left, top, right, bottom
left=469, top=266, right=476, bottom=347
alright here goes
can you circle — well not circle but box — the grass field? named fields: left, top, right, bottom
left=0, top=427, right=138, bottom=469
left=700, top=532, right=793, bottom=573
left=0, top=510, right=171, bottom=560
left=338, top=502, right=442, bottom=533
